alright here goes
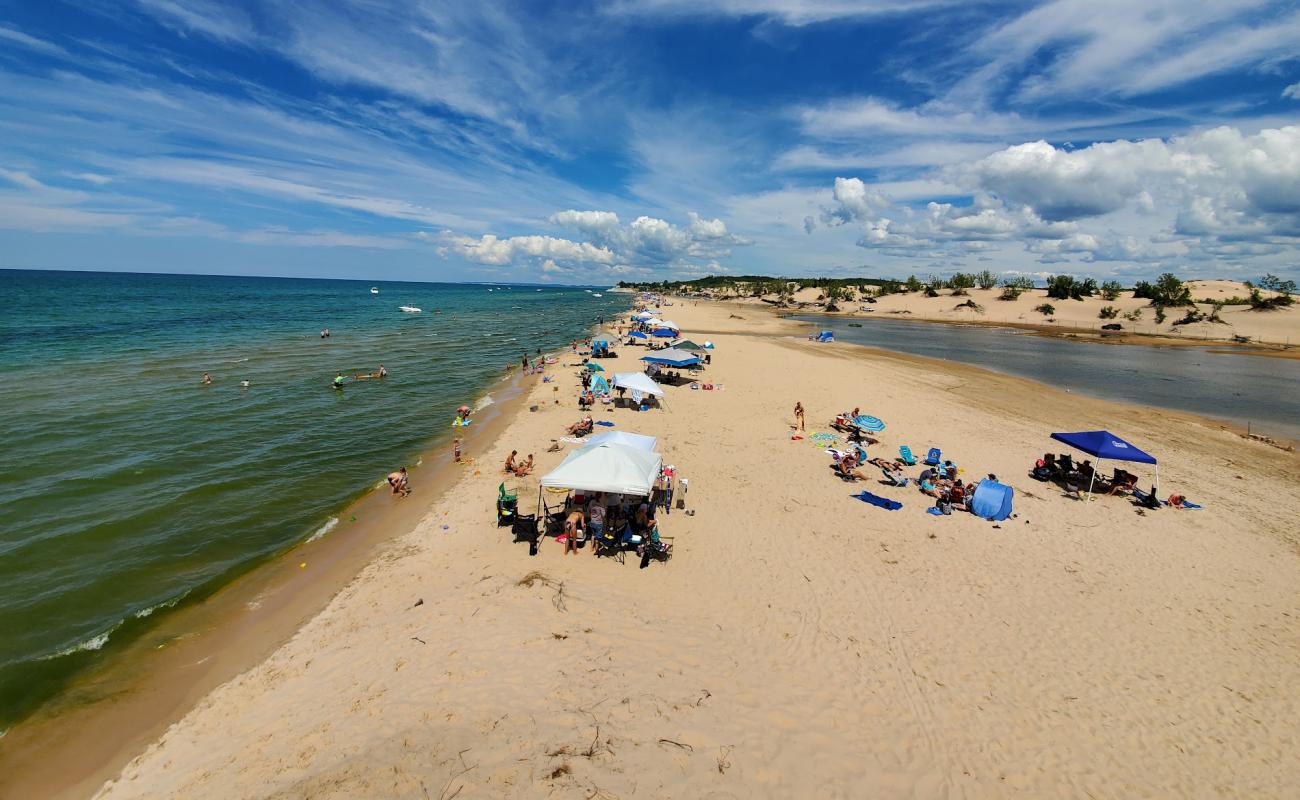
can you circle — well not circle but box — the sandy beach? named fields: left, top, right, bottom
left=24, top=299, right=1300, bottom=799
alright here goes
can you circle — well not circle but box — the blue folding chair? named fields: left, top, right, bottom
left=924, top=447, right=941, bottom=466
left=899, top=445, right=918, bottom=466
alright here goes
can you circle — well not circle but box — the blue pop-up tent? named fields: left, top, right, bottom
left=969, top=480, right=1014, bottom=521
left=651, top=327, right=677, bottom=337
left=627, top=330, right=648, bottom=339
left=1050, top=430, right=1159, bottom=495
left=817, top=330, right=834, bottom=342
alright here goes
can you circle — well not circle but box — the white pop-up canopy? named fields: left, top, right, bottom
left=659, top=320, right=679, bottom=330
left=540, top=442, right=662, bottom=496
left=612, top=371, right=665, bottom=397
left=582, top=430, right=658, bottom=451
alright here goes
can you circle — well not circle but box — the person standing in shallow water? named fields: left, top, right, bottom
left=794, top=401, right=806, bottom=431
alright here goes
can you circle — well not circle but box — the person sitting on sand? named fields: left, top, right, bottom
left=1168, top=493, right=1187, bottom=509
left=513, top=454, right=534, bottom=477
left=948, top=479, right=967, bottom=510
left=919, top=473, right=940, bottom=497
left=387, top=467, right=410, bottom=496
left=1106, top=470, right=1138, bottom=496
left=504, top=450, right=517, bottom=473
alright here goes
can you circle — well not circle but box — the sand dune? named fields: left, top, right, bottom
left=97, top=301, right=1300, bottom=799
left=732, top=281, right=1299, bottom=349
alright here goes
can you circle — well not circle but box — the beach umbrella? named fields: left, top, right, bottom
left=585, top=363, right=605, bottom=372
left=627, top=330, right=648, bottom=339
left=852, top=414, right=886, bottom=432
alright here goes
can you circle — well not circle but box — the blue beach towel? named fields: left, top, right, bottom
left=854, top=491, right=902, bottom=511
left=594, top=420, right=615, bottom=427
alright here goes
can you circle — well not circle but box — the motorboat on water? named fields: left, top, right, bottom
left=370, top=287, right=379, bottom=294
left=398, top=305, right=421, bottom=313
left=592, top=293, right=602, bottom=297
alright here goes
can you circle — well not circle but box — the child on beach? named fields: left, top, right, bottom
left=794, top=402, right=806, bottom=431
left=453, top=438, right=462, bottom=463
left=387, top=467, right=410, bottom=496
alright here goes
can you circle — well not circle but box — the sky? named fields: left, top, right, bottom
left=1, top=0, right=1298, bottom=285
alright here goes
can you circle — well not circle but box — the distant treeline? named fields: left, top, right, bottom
left=617, top=272, right=1294, bottom=312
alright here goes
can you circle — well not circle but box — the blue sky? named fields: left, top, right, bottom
left=1, top=0, right=1298, bottom=284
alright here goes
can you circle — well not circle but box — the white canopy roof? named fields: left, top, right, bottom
left=644, top=317, right=664, bottom=326
left=660, top=320, right=679, bottom=329
left=612, top=371, right=665, bottom=397
left=582, top=430, right=658, bottom=451
left=540, top=442, right=662, bottom=496
left=634, top=310, right=655, bottom=319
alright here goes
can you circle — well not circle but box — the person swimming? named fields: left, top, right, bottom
left=332, top=373, right=346, bottom=390
left=239, top=379, right=251, bottom=388
left=201, top=372, right=212, bottom=385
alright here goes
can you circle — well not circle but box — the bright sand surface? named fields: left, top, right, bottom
left=741, top=280, right=1300, bottom=351
left=87, top=300, right=1300, bottom=798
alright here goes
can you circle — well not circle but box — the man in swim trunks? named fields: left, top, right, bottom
left=504, top=450, right=517, bottom=473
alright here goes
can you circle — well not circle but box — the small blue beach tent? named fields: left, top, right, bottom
left=590, top=374, right=610, bottom=394
left=1050, top=430, right=1159, bottom=494
left=817, top=330, right=834, bottom=342
left=969, top=481, right=1014, bottom=521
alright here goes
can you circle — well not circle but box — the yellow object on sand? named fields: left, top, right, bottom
left=299, top=562, right=306, bottom=568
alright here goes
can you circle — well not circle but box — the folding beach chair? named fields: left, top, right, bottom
left=593, top=529, right=625, bottom=564
left=881, top=469, right=909, bottom=487
left=898, top=445, right=918, bottom=466
left=924, top=447, right=941, bottom=466
left=496, top=482, right=518, bottom=526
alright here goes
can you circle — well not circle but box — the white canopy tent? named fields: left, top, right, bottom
left=582, top=430, right=658, bottom=451
left=539, top=442, right=662, bottom=496
left=611, top=371, right=665, bottom=397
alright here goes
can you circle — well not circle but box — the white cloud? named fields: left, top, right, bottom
left=816, top=125, right=1300, bottom=271
left=0, top=24, right=68, bottom=56
left=1285, top=82, right=1300, bottom=99
left=134, top=0, right=258, bottom=44
left=604, top=0, right=961, bottom=26
left=63, top=171, right=113, bottom=185
left=440, top=232, right=615, bottom=266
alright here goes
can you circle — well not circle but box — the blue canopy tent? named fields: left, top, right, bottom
left=627, top=330, right=648, bottom=339
left=651, top=327, right=677, bottom=337
left=641, top=349, right=701, bottom=367
left=1050, top=430, right=1159, bottom=496
left=969, top=480, right=1014, bottom=521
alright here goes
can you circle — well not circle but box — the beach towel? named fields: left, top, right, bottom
left=854, top=491, right=902, bottom=511
left=810, top=432, right=838, bottom=442
left=560, top=436, right=585, bottom=444
left=595, top=420, right=615, bottom=427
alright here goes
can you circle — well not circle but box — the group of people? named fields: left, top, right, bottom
left=503, top=450, right=534, bottom=477
left=1029, top=452, right=1175, bottom=505
left=558, top=492, right=670, bottom=566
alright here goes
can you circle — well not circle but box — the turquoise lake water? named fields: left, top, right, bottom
left=0, top=269, right=627, bottom=727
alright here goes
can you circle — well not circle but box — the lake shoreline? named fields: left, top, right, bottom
left=0, top=314, right=622, bottom=800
